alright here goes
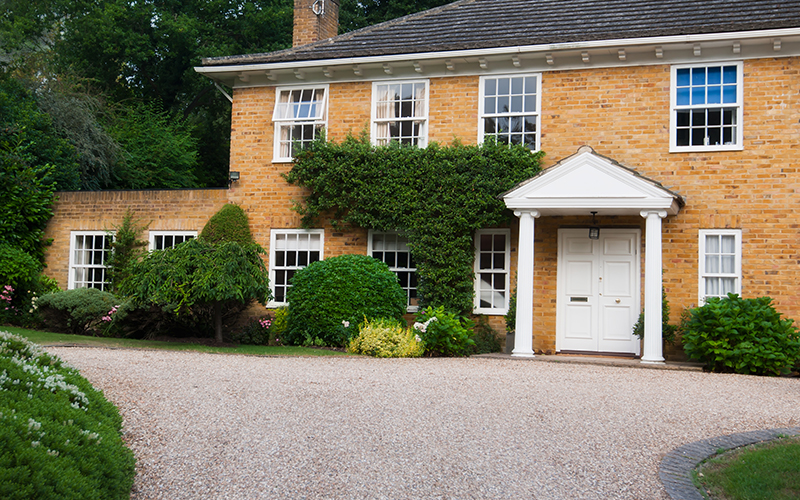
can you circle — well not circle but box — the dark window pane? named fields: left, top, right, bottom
left=480, top=253, right=492, bottom=269
left=298, top=252, right=308, bottom=266
left=691, top=128, right=705, bottom=146
left=286, top=252, right=296, bottom=266
left=309, top=251, right=320, bottom=263
left=676, top=111, right=690, bottom=127
left=494, top=253, right=505, bottom=269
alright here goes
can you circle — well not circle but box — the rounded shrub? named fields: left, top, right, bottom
left=0, top=331, right=136, bottom=499
left=36, top=288, right=118, bottom=336
left=681, top=293, right=800, bottom=376
left=199, top=203, right=253, bottom=245
left=285, top=254, right=406, bottom=347
left=348, top=318, right=424, bottom=358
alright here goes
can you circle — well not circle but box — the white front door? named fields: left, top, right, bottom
left=556, top=228, right=641, bottom=355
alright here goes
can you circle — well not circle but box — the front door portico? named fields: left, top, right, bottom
left=502, top=146, right=684, bottom=363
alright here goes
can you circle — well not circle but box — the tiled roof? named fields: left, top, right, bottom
left=203, top=0, right=800, bottom=66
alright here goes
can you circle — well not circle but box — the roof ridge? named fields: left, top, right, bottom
left=203, top=0, right=478, bottom=66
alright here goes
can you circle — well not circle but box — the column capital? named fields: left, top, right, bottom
left=514, top=209, right=541, bottom=219
left=640, top=209, right=668, bottom=219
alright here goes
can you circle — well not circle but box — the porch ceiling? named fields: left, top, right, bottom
left=503, top=146, right=684, bottom=217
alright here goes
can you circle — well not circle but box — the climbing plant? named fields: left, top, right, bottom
left=284, top=134, right=544, bottom=314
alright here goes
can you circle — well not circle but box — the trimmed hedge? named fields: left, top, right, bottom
left=285, top=254, right=406, bottom=347
left=199, top=203, right=253, bottom=245
left=36, top=288, right=118, bottom=336
left=0, top=331, right=135, bottom=499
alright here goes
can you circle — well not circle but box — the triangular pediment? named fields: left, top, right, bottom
left=503, top=146, right=683, bottom=216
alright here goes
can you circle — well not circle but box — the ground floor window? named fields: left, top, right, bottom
left=369, top=231, right=418, bottom=311
left=699, top=229, right=741, bottom=303
left=68, top=231, right=112, bottom=290
left=473, top=229, right=510, bottom=314
left=269, top=229, right=324, bottom=305
left=149, top=230, right=197, bottom=250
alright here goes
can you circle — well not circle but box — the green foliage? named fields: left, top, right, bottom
left=347, top=317, right=424, bottom=358
left=230, top=316, right=280, bottom=346
left=36, top=288, right=118, bottom=336
left=0, top=244, right=41, bottom=295
left=681, top=294, right=800, bottom=376
left=105, top=209, right=149, bottom=292
left=414, top=306, right=476, bottom=357
left=200, top=203, right=254, bottom=245
left=286, top=135, right=544, bottom=314
left=271, top=307, right=289, bottom=342
left=107, top=101, right=199, bottom=189
left=505, top=275, right=517, bottom=335
left=632, top=289, right=678, bottom=344
left=0, top=331, right=135, bottom=500
left=339, top=0, right=454, bottom=33
left=120, top=238, right=271, bottom=342
left=285, top=254, right=407, bottom=347
left=469, top=316, right=502, bottom=355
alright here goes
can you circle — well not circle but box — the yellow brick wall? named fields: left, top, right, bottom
left=44, top=189, right=229, bottom=289
left=44, top=56, right=800, bottom=355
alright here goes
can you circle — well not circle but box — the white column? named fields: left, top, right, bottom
left=640, top=210, right=668, bottom=364
left=512, top=210, right=539, bottom=357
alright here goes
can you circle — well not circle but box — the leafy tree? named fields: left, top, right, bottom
left=107, top=101, right=199, bottom=189
left=121, top=239, right=272, bottom=343
left=285, top=135, right=544, bottom=314
left=105, top=209, right=150, bottom=292
left=339, top=0, right=454, bottom=33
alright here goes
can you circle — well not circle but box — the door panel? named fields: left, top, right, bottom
left=557, top=229, right=640, bottom=354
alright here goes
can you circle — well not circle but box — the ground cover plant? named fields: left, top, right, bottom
left=694, top=435, right=800, bottom=500
left=0, top=331, right=135, bottom=499
left=681, top=294, right=800, bottom=375
left=284, top=254, right=406, bottom=347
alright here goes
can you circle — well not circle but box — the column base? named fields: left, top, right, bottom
left=511, top=350, right=535, bottom=358
left=640, top=357, right=665, bottom=364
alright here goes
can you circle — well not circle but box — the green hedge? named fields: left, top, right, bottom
left=285, top=254, right=406, bottom=347
left=199, top=203, right=253, bottom=245
left=36, top=288, right=118, bottom=336
left=0, top=332, right=135, bottom=499
left=681, top=294, right=800, bottom=376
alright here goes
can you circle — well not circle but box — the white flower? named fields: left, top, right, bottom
left=415, top=335, right=422, bottom=342
left=342, top=320, right=350, bottom=328
left=413, top=322, right=426, bottom=333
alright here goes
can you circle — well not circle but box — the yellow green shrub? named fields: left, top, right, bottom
left=347, top=318, right=424, bottom=358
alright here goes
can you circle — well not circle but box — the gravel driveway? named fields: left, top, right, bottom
left=46, top=347, right=800, bottom=499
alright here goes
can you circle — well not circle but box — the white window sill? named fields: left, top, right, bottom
left=670, top=144, right=744, bottom=153
left=473, top=308, right=509, bottom=316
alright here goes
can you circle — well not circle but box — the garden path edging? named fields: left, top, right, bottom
left=659, top=426, right=800, bottom=500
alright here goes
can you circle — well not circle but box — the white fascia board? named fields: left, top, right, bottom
left=195, top=27, right=800, bottom=75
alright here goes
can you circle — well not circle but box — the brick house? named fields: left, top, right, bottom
left=46, top=0, right=800, bottom=363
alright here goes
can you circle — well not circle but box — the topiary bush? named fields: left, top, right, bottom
left=0, top=331, right=136, bottom=499
left=681, top=293, right=800, bottom=376
left=414, top=306, right=475, bottom=357
left=36, top=288, right=118, bottom=335
left=199, top=203, right=253, bottom=245
left=285, top=254, right=406, bottom=347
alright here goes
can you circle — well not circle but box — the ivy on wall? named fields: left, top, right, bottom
left=284, top=134, right=544, bottom=314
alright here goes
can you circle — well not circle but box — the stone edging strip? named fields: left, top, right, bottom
left=659, top=426, right=800, bottom=500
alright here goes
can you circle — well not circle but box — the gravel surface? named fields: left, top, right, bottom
left=46, top=347, right=800, bottom=499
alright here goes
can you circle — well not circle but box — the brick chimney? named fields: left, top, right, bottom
left=293, top=0, right=340, bottom=47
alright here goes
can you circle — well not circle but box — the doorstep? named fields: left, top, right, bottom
left=473, top=352, right=704, bottom=371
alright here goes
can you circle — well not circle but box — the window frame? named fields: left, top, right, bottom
left=148, top=230, right=197, bottom=251
left=368, top=230, right=419, bottom=313
left=698, top=229, right=742, bottom=304
left=272, top=85, right=329, bottom=162
left=670, top=61, right=744, bottom=153
left=68, top=230, right=113, bottom=291
left=473, top=228, right=511, bottom=315
left=268, top=229, right=325, bottom=307
left=478, top=73, right=542, bottom=152
left=370, top=80, right=429, bottom=147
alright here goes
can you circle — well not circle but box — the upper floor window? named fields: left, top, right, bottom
left=149, top=230, right=196, bottom=250
left=269, top=229, right=324, bottom=305
left=698, top=229, right=741, bottom=304
left=273, top=86, right=327, bottom=161
left=479, top=75, right=540, bottom=151
left=372, top=81, right=428, bottom=146
left=369, top=231, right=418, bottom=312
left=68, top=231, right=112, bottom=290
left=473, top=229, right=511, bottom=314
left=671, top=62, right=743, bottom=152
